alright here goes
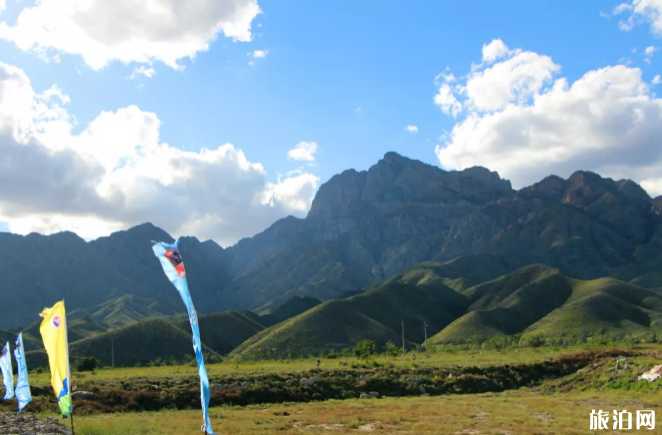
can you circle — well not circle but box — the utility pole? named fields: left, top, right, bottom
left=402, top=321, right=405, bottom=356
left=111, top=338, right=115, bottom=369
left=423, top=321, right=429, bottom=355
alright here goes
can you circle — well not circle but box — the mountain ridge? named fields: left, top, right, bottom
left=2, top=152, right=661, bottom=330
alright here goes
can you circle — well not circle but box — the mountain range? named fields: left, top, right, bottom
left=2, top=151, right=661, bottom=363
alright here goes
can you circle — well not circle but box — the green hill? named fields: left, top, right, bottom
left=524, top=279, right=662, bottom=337
left=25, top=319, right=219, bottom=369
left=230, top=280, right=469, bottom=360
left=69, top=294, right=186, bottom=329
left=175, top=310, right=266, bottom=355
left=430, top=267, right=662, bottom=344
left=258, top=296, right=322, bottom=326
left=385, top=253, right=521, bottom=292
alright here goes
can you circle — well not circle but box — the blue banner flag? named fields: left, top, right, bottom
left=13, top=333, right=32, bottom=411
left=153, top=239, right=215, bottom=434
left=0, top=342, right=14, bottom=400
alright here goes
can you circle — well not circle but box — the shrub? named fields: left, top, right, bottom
left=383, top=340, right=400, bottom=357
left=77, top=356, right=99, bottom=372
left=353, top=340, right=376, bottom=359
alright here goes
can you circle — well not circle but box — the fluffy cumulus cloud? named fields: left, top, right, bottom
left=434, top=39, right=662, bottom=197
left=287, top=141, right=318, bottom=162
left=0, top=61, right=318, bottom=245
left=481, top=39, right=510, bottom=63
left=614, top=0, right=662, bottom=34
left=0, top=0, right=261, bottom=70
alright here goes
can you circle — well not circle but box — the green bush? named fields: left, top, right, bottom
left=383, top=340, right=400, bottom=357
left=77, top=356, right=99, bottom=372
left=353, top=340, right=376, bottom=359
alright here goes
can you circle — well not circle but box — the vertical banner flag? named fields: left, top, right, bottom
left=14, top=333, right=32, bottom=411
left=153, top=239, right=214, bottom=434
left=39, top=301, right=72, bottom=418
left=0, top=342, right=14, bottom=400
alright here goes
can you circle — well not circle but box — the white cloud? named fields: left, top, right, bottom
left=128, top=66, right=156, bottom=80
left=251, top=49, right=268, bottom=58
left=287, top=141, right=318, bottom=162
left=405, top=125, right=418, bottom=133
left=653, top=74, right=662, bottom=84
left=468, top=44, right=560, bottom=112
left=435, top=40, right=559, bottom=116
left=614, top=0, right=662, bottom=35
left=434, top=68, right=457, bottom=84
left=644, top=45, right=658, bottom=63
left=355, top=106, right=362, bottom=113
left=482, top=39, right=510, bottom=63
left=0, top=61, right=318, bottom=246
left=434, top=84, right=463, bottom=117
left=0, top=0, right=262, bottom=71
left=434, top=40, right=662, bottom=198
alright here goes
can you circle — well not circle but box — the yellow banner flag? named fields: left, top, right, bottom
left=39, top=300, right=72, bottom=418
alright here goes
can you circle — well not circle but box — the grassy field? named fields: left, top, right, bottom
left=73, top=389, right=662, bottom=434
left=27, top=343, right=655, bottom=385
left=19, top=344, right=662, bottom=434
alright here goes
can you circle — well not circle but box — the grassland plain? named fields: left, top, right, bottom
left=73, top=390, right=662, bottom=435
left=25, top=344, right=632, bottom=384
left=5, top=344, right=660, bottom=434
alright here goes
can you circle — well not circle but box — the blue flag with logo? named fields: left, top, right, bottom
left=153, top=239, right=214, bottom=434
left=13, top=333, right=32, bottom=411
left=0, top=342, right=14, bottom=400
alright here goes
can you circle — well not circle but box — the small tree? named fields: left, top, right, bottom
left=383, top=340, right=400, bottom=357
left=353, top=340, right=376, bottom=359
left=77, top=356, right=99, bottom=372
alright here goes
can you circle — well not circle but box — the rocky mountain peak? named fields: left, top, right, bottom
left=562, top=171, right=618, bottom=207
left=616, top=179, right=651, bottom=200
left=520, top=175, right=567, bottom=201
left=308, top=153, right=513, bottom=219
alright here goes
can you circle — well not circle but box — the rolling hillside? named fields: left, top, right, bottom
left=230, top=279, right=470, bottom=360
left=229, top=262, right=662, bottom=359
left=69, top=294, right=186, bottom=329
left=430, top=266, right=662, bottom=344
left=17, top=294, right=323, bottom=368
left=175, top=310, right=266, bottom=355
left=25, top=319, right=220, bottom=369
left=258, top=296, right=322, bottom=326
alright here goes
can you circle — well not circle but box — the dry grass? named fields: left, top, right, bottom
left=29, top=343, right=660, bottom=386
left=73, top=389, right=662, bottom=434
left=27, top=344, right=662, bottom=434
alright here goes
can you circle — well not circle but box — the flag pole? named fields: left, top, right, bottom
left=30, top=407, right=36, bottom=435
left=63, top=300, right=75, bottom=435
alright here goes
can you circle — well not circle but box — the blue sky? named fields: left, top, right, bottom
left=0, top=0, right=661, bottom=245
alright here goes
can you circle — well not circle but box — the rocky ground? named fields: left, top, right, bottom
left=0, top=413, right=72, bottom=435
